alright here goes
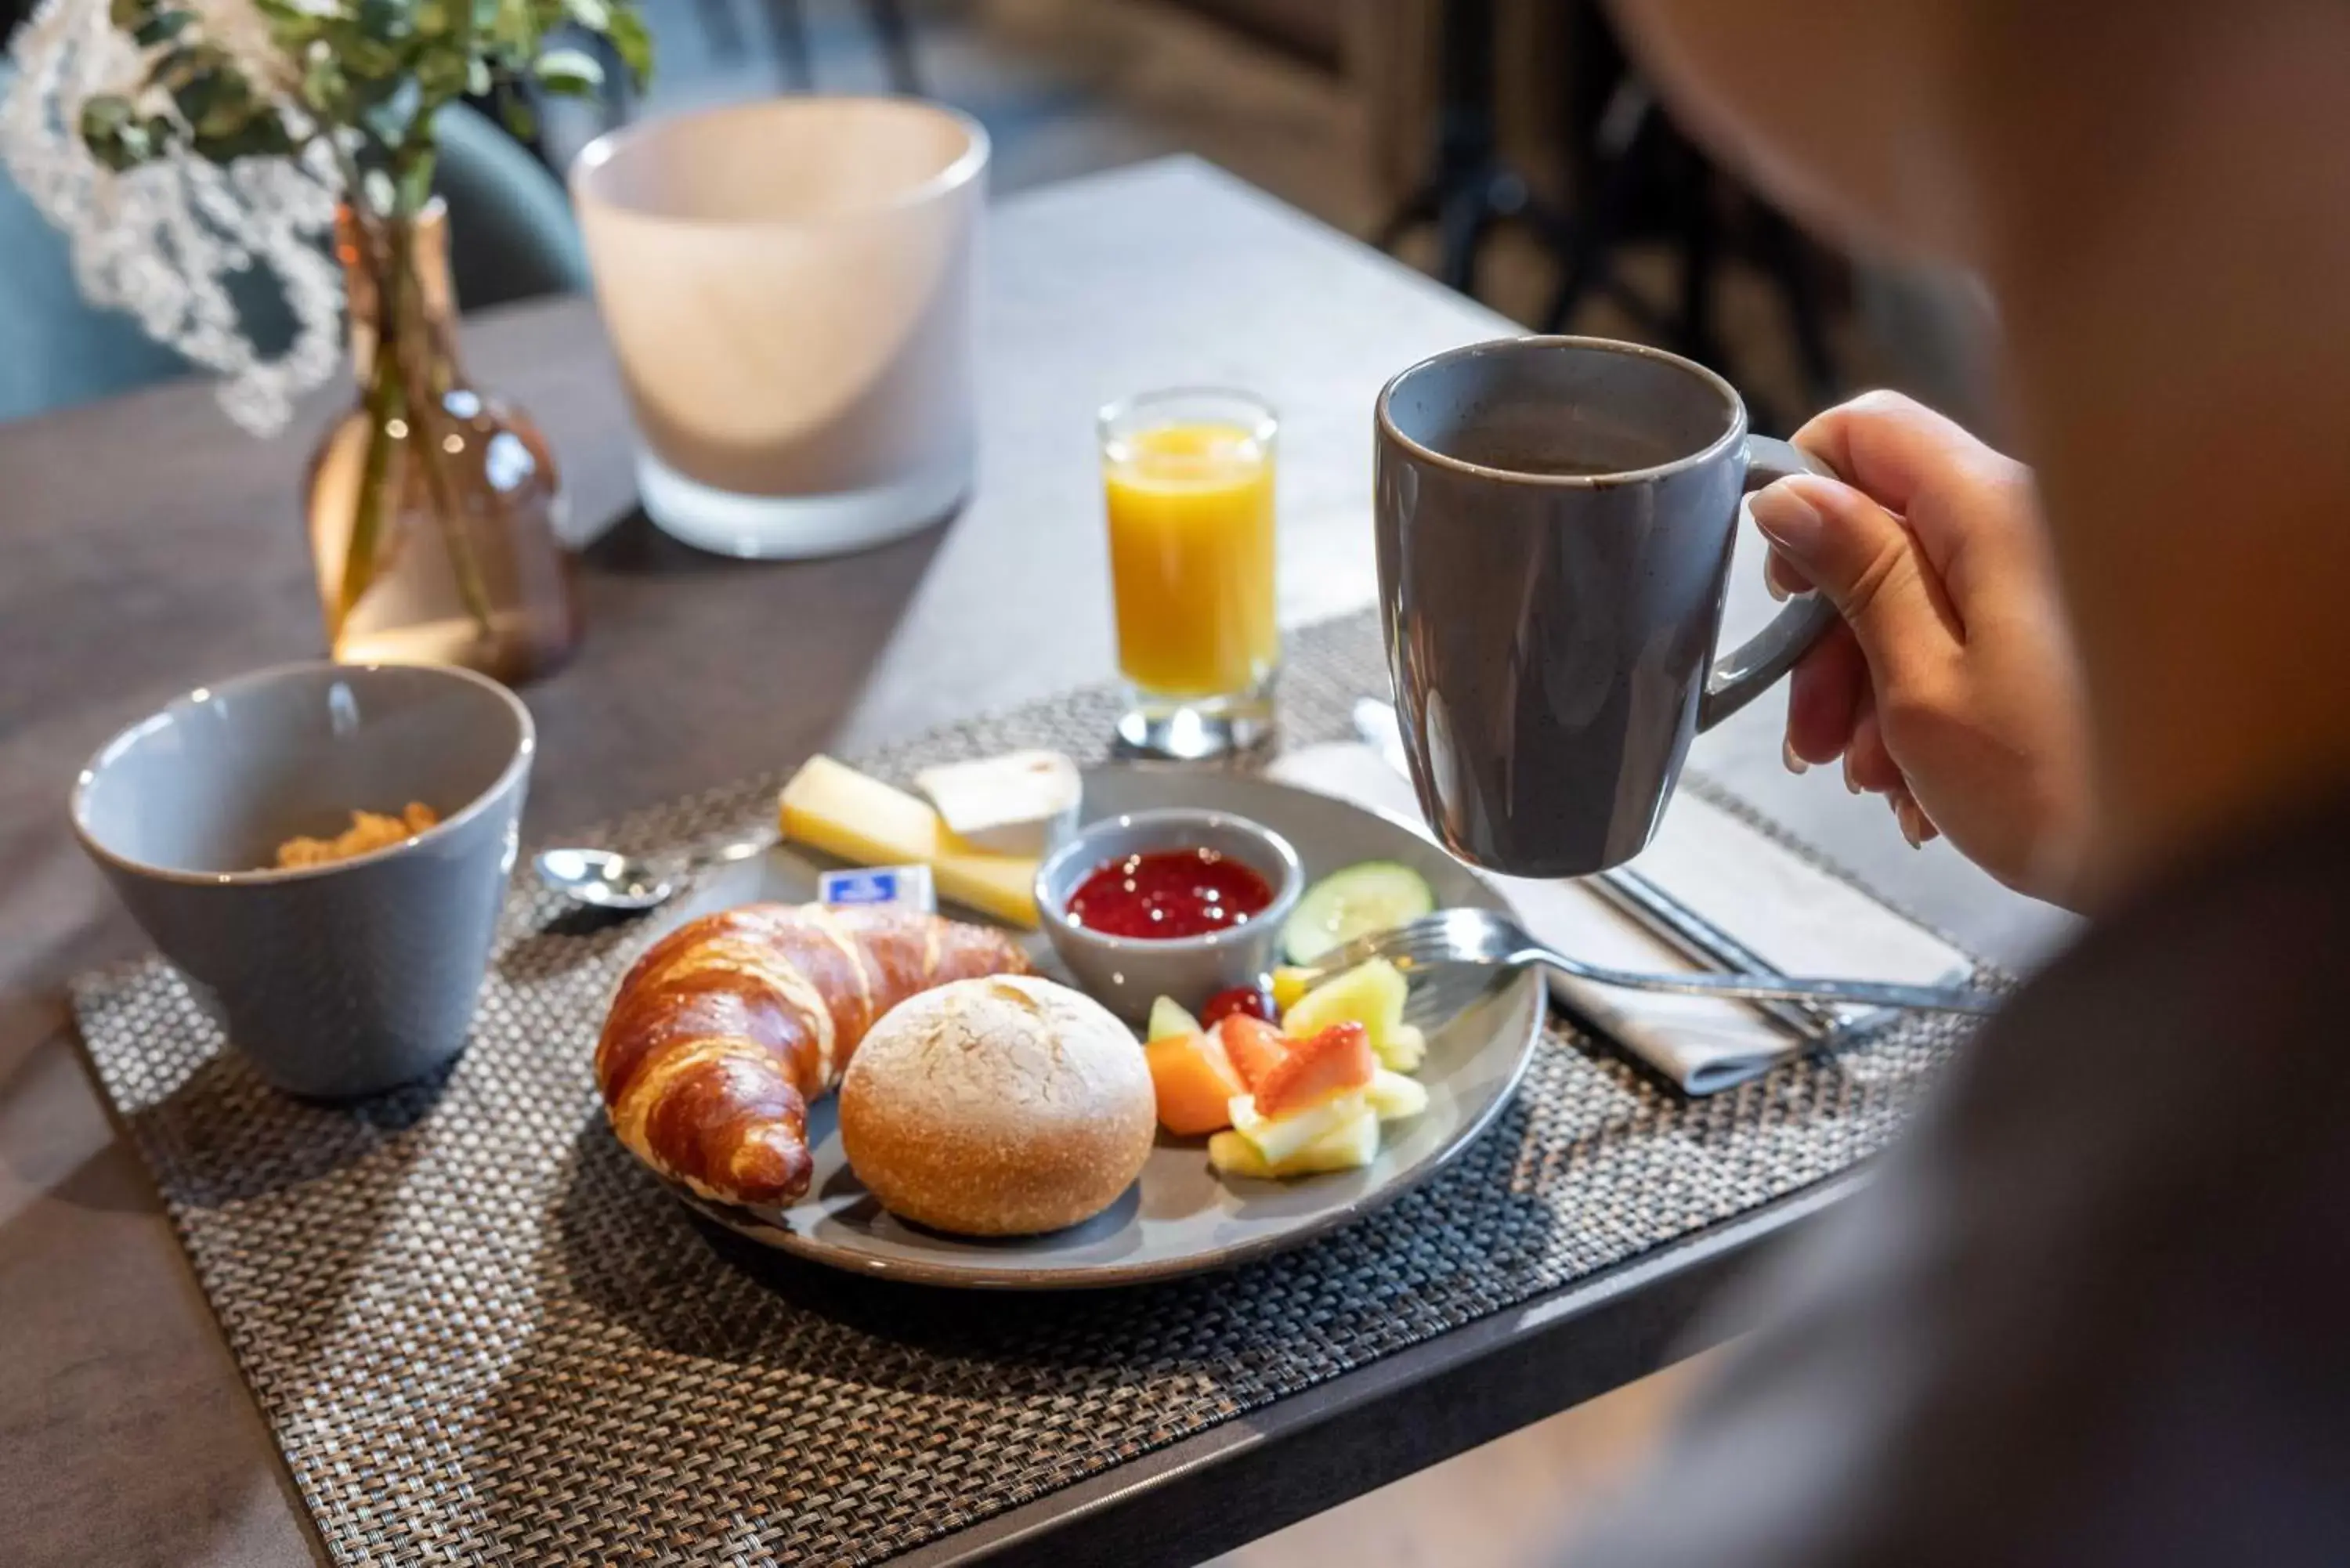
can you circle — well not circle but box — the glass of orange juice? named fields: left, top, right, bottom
left=1098, top=389, right=1279, bottom=758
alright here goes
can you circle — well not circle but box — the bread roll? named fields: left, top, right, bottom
left=839, top=975, right=1155, bottom=1236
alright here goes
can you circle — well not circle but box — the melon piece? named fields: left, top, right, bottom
left=1280, top=1107, right=1380, bottom=1173
left=1145, top=1030, right=1247, bottom=1136
left=1216, top=1013, right=1291, bottom=1091
left=1228, top=1089, right=1365, bottom=1165
left=1253, top=1022, right=1376, bottom=1119
left=1206, top=1129, right=1275, bottom=1180
left=1148, top=995, right=1202, bottom=1043
left=1212, top=1107, right=1381, bottom=1178
left=1379, top=1023, right=1427, bottom=1075
left=1365, top=1068, right=1430, bottom=1121
left=1269, top=966, right=1318, bottom=1013
left=1282, top=958, right=1414, bottom=1068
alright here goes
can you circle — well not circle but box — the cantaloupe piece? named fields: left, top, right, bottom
left=1145, top=1031, right=1247, bottom=1136
left=1253, top=1022, right=1376, bottom=1119
left=1216, top=1013, right=1291, bottom=1091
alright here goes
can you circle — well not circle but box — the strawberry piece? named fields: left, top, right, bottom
left=1200, top=984, right=1277, bottom=1028
left=1216, top=1013, right=1291, bottom=1091
left=1253, top=1022, right=1376, bottom=1118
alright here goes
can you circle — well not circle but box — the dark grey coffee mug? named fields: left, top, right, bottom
left=1374, top=335, right=1836, bottom=877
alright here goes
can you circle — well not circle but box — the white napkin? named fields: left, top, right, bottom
left=1266, top=742, right=1974, bottom=1094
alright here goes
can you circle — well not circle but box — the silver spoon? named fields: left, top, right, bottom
left=533, top=836, right=771, bottom=912
left=1292, top=907, right=2000, bottom=1015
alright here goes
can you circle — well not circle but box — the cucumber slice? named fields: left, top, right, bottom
left=1282, top=861, right=1437, bottom=964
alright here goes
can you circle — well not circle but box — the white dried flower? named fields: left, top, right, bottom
left=0, top=0, right=345, bottom=434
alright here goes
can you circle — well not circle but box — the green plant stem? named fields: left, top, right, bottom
left=333, top=186, right=500, bottom=649
left=384, top=211, right=501, bottom=644
left=333, top=328, right=407, bottom=641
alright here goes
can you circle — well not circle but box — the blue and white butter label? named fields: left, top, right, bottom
left=817, top=864, right=938, bottom=913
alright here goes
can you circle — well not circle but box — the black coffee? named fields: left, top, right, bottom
left=1434, top=405, right=1686, bottom=479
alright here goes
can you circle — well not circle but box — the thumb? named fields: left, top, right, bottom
left=1750, top=473, right=1959, bottom=690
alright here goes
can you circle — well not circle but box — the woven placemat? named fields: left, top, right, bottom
left=73, top=610, right=1994, bottom=1566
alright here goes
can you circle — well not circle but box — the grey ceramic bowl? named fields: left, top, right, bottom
left=71, top=662, right=535, bottom=1099
left=1034, top=807, right=1303, bottom=1024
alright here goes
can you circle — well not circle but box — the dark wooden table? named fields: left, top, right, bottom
left=0, top=158, right=2064, bottom=1568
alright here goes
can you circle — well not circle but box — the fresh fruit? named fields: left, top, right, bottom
left=1209, top=1106, right=1379, bottom=1177
left=1227, top=1089, right=1365, bottom=1165
left=1285, top=1107, right=1379, bottom=1172
left=1365, top=1068, right=1430, bottom=1121
left=1206, top=1129, right=1274, bottom=1179
left=1144, top=1030, right=1248, bottom=1136
left=1199, top=984, right=1276, bottom=1028
left=1281, top=861, right=1436, bottom=965
left=1282, top=957, right=1419, bottom=1069
left=1270, top=966, right=1317, bottom=1012
left=1253, top=1022, right=1376, bottom=1118
left=1216, top=1013, right=1291, bottom=1090
left=1147, top=994, right=1202, bottom=1042
left=1379, top=1023, right=1426, bottom=1074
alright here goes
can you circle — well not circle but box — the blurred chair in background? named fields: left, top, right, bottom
left=0, top=99, right=588, bottom=425
left=689, top=0, right=920, bottom=94
left=1376, top=0, right=1842, bottom=434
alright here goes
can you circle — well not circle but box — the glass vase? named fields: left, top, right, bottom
left=306, top=200, right=581, bottom=685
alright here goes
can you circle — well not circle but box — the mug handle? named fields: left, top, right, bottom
left=1696, top=435, right=1842, bottom=730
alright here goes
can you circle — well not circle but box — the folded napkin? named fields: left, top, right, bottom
left=1266, top=742, right=1974, bottom=1094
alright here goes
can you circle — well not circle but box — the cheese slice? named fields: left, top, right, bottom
left=913, top=750, right=1083, bottom=856
left=778, top=755, right=1039, bottom=927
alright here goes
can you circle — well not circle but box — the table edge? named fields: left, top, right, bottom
left=891, top=1169, right=1867, bottom=1568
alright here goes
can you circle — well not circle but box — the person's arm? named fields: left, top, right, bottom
left=1750, top=391, right=2092, bottom=905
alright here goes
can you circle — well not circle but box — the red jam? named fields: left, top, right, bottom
left=1064, top=847, right=1274, bottom=940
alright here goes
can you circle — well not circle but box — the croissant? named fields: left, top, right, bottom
left=595, top=902, right=1032, bottom=1208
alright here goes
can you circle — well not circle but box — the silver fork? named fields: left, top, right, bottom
left=1297, top=908, right=2001, bottom=1016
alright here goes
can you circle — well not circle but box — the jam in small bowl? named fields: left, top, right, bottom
left=1035, top=808, right=1303, bottom=1025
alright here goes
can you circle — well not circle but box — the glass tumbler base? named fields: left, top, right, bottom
left=1114, top=677, right=1277, bottom=761
left=636, top=447, right=971, bottom=560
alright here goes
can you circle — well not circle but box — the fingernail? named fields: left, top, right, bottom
left=1842, top=753, right=1861, bottom=794
left=1781, top=738, right=1809, bottom=775
left=1894, top=796, right=1926, bottom=849
left=1750, top=481, right=1825, bottom=558
left=1765, top=568, right=1790, bottom=602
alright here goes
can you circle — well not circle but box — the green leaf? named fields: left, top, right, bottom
left=532, top=45, right=602, bottom=94
left=131, top=9, right=190, bottom=45
left=497, top=91, right=537, bottom=143
left=107, top=0, right=153, bottom=32
left=602, top=5, right=651, bottom=86
left=394, top=148, right=436, bottom=213
left=193, top=111, right=298, bottom=163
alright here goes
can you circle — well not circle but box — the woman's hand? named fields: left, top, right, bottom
left=1752, top=391, right=2092, bottom=903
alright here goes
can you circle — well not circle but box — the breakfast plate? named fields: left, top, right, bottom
left=638, top=767, right=1546, bottom=1288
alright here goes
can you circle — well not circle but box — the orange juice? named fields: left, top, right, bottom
left=1104, top=421, right=1278, bottom=699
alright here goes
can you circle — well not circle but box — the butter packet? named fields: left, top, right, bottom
left=817, top=864, right=938, bottom=914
